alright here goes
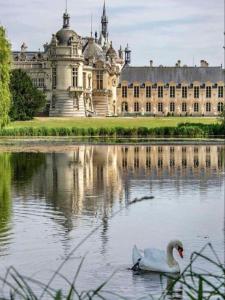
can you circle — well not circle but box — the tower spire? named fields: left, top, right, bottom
left=103, top=0, right=106, bottom=17
left=101, top=0, right=108, bottom=40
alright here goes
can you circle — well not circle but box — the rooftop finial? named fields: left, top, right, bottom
left=103, top=0, right=106, bottom=16
left=63, top=0, right=70, bottom=29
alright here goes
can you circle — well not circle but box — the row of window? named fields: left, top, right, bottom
left=121, top=102, right=224, bottom=113
left=122, top=86, right=224, bottom=99
left=121, top=157, right=223, bottom=170
left=52, top=67, right=100, bottom=90
left=32, top=78, right=45, bottom=88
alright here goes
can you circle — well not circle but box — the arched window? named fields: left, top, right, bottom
left=122, top=101, right=128, bottom=112
left=134, top=102, right=139, bottom=112
left=170, top=102, right=175, bottom=112
left=218, top=102, right=224, bottom=112
left=146, top=102, right=151, bottom=112
left=206, top=102, right=211, bottom=112
left=194, top=103, right=199, bottom=112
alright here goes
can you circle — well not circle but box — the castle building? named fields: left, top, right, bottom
left=12, top=4, right=224, bottom=117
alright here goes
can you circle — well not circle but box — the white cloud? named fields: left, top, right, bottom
left=0, top=0, right=223, bottom=66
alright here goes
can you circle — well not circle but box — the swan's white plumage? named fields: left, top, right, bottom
left=132, top=241, right=183, bottom=274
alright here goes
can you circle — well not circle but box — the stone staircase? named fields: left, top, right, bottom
left=93, top=97, right=108, bottom=117
left=49, top=91, right=86, bottom=117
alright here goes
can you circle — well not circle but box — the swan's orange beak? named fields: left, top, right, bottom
left=178, top=247, right=184, bottom=259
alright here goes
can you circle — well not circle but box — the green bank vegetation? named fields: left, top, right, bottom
left=0, top=118, right=224, bottom=138
left=0, top=27, right=11, bottom=128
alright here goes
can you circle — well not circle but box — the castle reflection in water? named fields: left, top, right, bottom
left=12, top=145, right=224, bottom=223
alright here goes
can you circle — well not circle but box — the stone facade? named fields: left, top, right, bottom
left=12, top=4, right=124, bottom=117
left=12, top=5, right=224, bottom=117
left=117, top=63, right=225, bottom=116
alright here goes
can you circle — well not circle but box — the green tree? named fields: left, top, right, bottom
left=10, top=69, right=46, bottom=121
left=0, top=27, right=11, bottom=128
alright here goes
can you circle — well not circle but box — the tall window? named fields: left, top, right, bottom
left=170, top=86, right=175, bottom=98
left=122, top=86, right=128, bottom=98
left=182, top=86, right=187, bottom=98
left=170, top=102, right=175, bottom=112
left=97, top=70, right=103, bottom=89
left=32, top=78, right=38, bottom=87
left=72, top=67, right=78, bottom=87
left=218, top=86, right=224, bottom=98
left=134, top=102, right=139, bottom=112
left=73, top=45, right=77, bottom=56
left=194, top=86, right=199, bottom=98
left=158, top=102, right=163, bottom=112
left=206, top=86, right=212, bottom=98
left=122, top=102, right=128, bottom=112
left=146, top=86, right=151, bottom=98
left=182, top=103, right=187, bottom=112
left=83, top=72, right=86, bottom=89
left=206, top=102, right=211, bottom=112
left=146, top=102, right=151, bottom=112
left=194, top=103, right=199, bottom=112
left=158, top=86, right=163, bottom=98
left=52, top=95, right=56, bottom=109
left=134, top=86, right=139, bottom=98
left=38, top=78, right=45, bottom=88
left=218, top=102, right=224, bottom=112
left=52, top=67, right=57, bottom=89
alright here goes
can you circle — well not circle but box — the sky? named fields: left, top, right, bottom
left=0, top=0, right=224, bottom=66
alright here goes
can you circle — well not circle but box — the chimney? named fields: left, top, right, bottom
left=150, top=60, right=153, bottom=67
left=200, top=60, right=209, bottom=67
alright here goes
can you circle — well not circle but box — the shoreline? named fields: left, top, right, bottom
left=0, top=137, right=224, bottom=153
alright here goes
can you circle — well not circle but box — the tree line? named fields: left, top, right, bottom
left=0, top=27, right=46, bottom=128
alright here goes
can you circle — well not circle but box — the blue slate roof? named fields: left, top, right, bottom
left=120, top=66, right=224, bottom=84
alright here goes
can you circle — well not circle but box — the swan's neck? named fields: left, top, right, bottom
left=167, top=243, right=178, bottom=267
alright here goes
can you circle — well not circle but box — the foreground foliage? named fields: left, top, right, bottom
left=9, top=69, right=46, bottom=121
left=0, top=27, right=11, bottom=128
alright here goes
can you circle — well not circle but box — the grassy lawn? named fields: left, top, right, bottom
left=7, top=117, right=219, bottom=129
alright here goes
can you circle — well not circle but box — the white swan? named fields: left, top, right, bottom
left=132, top=240, right=184, bottom=274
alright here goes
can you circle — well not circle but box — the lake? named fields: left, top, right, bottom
left=0, top=142, right=224, bottom=299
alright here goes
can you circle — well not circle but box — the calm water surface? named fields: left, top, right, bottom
left=0, top=143, right=224, bottom=299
